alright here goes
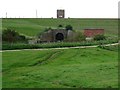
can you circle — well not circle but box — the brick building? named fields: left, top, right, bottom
left=84, top=29, right=104, bottom=37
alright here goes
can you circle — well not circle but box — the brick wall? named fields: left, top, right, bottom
left=84, top=29, right=104, bottom=37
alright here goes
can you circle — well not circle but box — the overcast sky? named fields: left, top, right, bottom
left=0, top=0, right=119, bottom=18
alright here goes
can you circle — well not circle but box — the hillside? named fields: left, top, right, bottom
left=2, top=47, right=118, bottom=88
left=2, top=18, right=118, bottom=37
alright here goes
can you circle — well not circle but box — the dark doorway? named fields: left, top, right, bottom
left=55, top=33, right=64, bottom=41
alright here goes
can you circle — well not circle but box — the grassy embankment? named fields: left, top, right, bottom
left=2, top=46, right=118, bottom=88
left=2, top=18, right=118, bottom=37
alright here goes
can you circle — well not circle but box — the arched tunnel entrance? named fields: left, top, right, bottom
left=55, top=33, right=64, bottom=41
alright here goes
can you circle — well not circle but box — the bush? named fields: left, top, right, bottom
left=2, top=28, right=27, bottom=43
left=65, top=25, right=73, bottom=30
left=94, top=35, right=106, bottom=41
left=66, top=31, right=86, bottom=42
left=75, top=31, right=86, bottom=41
left=58, top=24, right=63, bottom=27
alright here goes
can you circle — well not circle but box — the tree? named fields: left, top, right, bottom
left=65, top=25, right=73, bottom=30
left=94, top=34, right=106, bottom=41
left=2, top=28, right=26, bottom=43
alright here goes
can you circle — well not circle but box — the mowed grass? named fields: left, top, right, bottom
left=2, top=18, right=118, bottom=36
left=2, top=47, right=118, bottom=88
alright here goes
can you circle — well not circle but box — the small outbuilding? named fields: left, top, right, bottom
left=84, top=28, right=104, bottom=37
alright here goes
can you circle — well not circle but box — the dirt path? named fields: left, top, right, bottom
left=1, top=43, right=119, bottom=52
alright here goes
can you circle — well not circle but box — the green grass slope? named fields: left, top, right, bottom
left=2, top=47, right=118, bottom=88
left=2, top=18, right=118, bottom=37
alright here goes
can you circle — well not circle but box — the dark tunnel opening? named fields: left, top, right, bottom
left=55, top=33, right=64, bottom=41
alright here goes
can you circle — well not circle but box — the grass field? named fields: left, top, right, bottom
left=2, top=47, right=118, bottom=88
left=2, top=18, right=118, bottom=37
left=2, top=18, right=119, bottom=88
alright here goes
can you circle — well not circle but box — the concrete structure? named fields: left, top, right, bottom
left=40, top=29, right=68, bottom=42
left=84, top=29, right=104, bottom=37
left=28, top=39, right=38, bottom=44
left=57, top=9, right=65, bottom=18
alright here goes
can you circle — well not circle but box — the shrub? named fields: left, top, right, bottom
left=94, top=35, right=106, bottom=41
left=67, top=31, right=86, bottom=42
left=58, top=24, right=63, bottom=27
left=75, top=31, right=86, bottom=41
left=2, top=28, right=27, bottom=43
left=65, top=25, right=73, bottom=30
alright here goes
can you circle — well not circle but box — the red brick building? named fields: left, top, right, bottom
left=84, top=29, right=104, bottom=37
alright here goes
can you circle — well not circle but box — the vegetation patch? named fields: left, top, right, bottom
left=31, top=50, right=63, bottom=66
left=2, top=47, right=118, bottom=88
left=2, top=39, right=118, bottom=50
